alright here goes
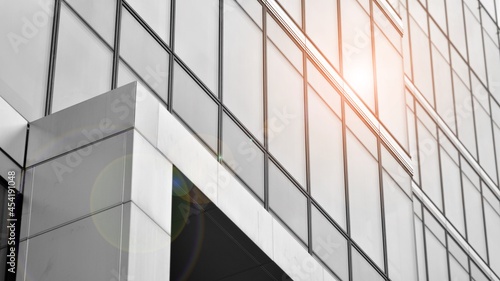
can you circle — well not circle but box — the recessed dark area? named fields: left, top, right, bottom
left=170, top=167, right=291, bottom=281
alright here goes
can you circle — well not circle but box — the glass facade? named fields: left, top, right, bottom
left=1, top=0, right=500, bottom=280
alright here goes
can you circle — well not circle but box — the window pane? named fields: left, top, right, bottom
left=267, top=31, right=306, bottom=188
left=120, top=8, right=169, bottom=100
left=417, top=120, right=443, bottom=210
left=172, top=62, right=218, bottom=152
left=305, top=0, right=339, bottom=69
left=484, top=201, right=500, bottom=276
left=462, top=173, right=487, bottom=259
left=266, top=14, right=303, bottom=74
left=454, top=73, right=477, bottom=157
left=351, top=247, right=384, bottom=281
left=307, top=60, right=341, bottom=116
left=269, top=161, right=308, bottom=243
left=222, top=113, right=264, bottom=199
left=175, top=0, right=218, bottom=92
left=414, top=215, right=428, bottom=280
left=381, top=147, right=411, bottom=196
left=484, top=32, right=500, bottom=101
left=347, top=130, right=384, bottom=268
left=440, top=150, right=465, bottom=235
left=126, top=0, right=170, bottom=43
left=375, top=26, right=408, bottom=150
left=410, top=17, right=434, bottom=106
left=464, top=6, right=486, bottom=84
left=65, top=0, right=116, bottom=45
left=342, top=0, right=375, bottom=111
left=52, top=3, right=112, bottom=112
left=308, top=86, right=345, bottom=229
left=427, top=0, right=446, bottom=31
left=311, top=206, right=348, bottom=280
left=449, top=255, right=469, bottom=281
left=474, top=101, right=497, bottom=183
left=345, top=105, right=378, bottom=158
left=425, top=229, right=449, bottom=281
left=223, top=0, right=263, bottom=142
left=432, top=46, right=455, bottom=133
left=0, top=0, right=52, bottom=121
left=383, top=172, right=417, bottom=281
left=446, top=0, right=466, bottom=56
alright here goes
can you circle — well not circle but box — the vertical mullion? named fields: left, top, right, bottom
left=45, top=0, right=62, bottom=116
left=167, top=0, right=176, bottom=112
left=217, top=0, right=223, bottom=162
left=337, top=0, right=343, bottom=75
left=341, top=98, right=353, bottom=281
left=111, top=0, right=123, bottom=90
left=303, top=54, right=312, bottom=252
left=263, top=5, right=270, bottom=211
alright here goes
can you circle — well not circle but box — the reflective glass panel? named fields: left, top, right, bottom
left=175, top=0, right=218, bottom=92
left=305, top=0, right=339, bottom=69
left=0, top=0, right=53, bottom=121
left=308, top=86, right=345, bottom=229
left=52, top=3, right=112, bottom=113
left=267, top=28, right=306, bottom=188
left=311, top=206, right=348, bottom=280
left=351, top=247, right=384, bottom=281
left=342, top=0, right=375, bottom=111
left=269, top=161, right=308, bottom=243
left=222, top=113, right=265, bottom=199
left=126, top=0, right=170, bottom=43
left=65, top=0, right=116, bottom=45
left=347, top=130, right=384, bottom=268
left=120, top=8, right=169, bottom=100
left=223, top=0, right=263, bottom=142
left=383, top=171, right=417, bottom=281
left=172, top=62, right=218, bottom=152
left=462, top=173, right=487, bottom=259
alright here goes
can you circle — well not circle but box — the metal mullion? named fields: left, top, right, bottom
left=337, top=0, right=343, bottom=75
left=167, top=0, right=176, bottom=112
left=262, top=4, right=270, bottom=211
left=479, top=181, right=491, bottom=265
left=111, top=0, right=123, bottom=89
left=341, top=98, right=353, bottom=281
left=421, top=203, right=431, bottom=281
left=218, top=0, right=223, bottom=162
left=442, top=0, right=460, bottom=140
left=44, top=0, right=62, bottom=116
left=377, top=135, right=390, bottom=276
left=424, top=0, right=438, bottom=112
left=303, top=53, right=312, bottom=252
left=458, top=157, right=470, bottom=243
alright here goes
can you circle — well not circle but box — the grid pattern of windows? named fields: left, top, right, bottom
left=1, top=0, right=500, bottom=280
